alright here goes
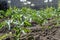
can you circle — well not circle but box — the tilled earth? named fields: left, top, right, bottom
left=20, top=25, right=60, bottom=40
left=0, top=25, right=60, bottom=40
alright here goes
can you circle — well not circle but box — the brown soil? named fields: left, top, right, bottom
left=1, top=25, right=60, bottom=40
left=20, top=25, right=60, bottom=40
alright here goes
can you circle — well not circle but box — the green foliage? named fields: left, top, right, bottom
left=13, top=27, right=30, bottom=40
left=0, top=21, right=6, bottom=29
left=5, top=8, right=13, bottom=17
left=0, top=10, right=5, bottom=18
left=1, top=7, right=60, bottom=27
left=0, top=7, right=60, bottom=40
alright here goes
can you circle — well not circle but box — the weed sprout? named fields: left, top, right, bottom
left=5, top=19, right=13, bottom=30
left=29, top=18, right=32, bottom=22
left=21, top=30, right=26, bottom=35
left=13, top=21, right=19, bottom=24
left=20, top=22, right=24, bottom=26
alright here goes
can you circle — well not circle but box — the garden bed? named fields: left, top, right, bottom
left=0, top=7, right=60, bottom=40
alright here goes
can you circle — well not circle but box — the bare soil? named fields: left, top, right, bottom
left=20, top=25, right=60, bottom=40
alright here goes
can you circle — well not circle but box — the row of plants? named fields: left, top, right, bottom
left=0, top=7, right=60, bottom=40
